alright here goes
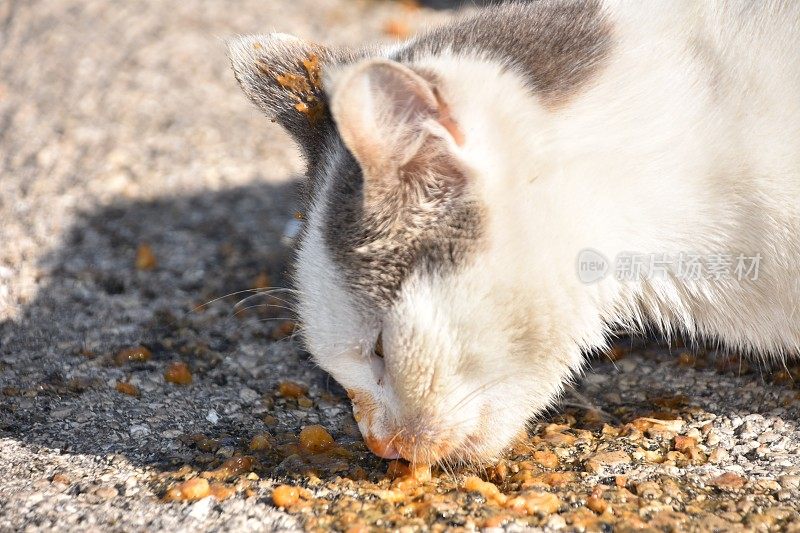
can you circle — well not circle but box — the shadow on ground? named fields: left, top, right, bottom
left=0, top=180, right=358, bottom=472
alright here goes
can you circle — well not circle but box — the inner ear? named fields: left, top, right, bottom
left=329, top=59, right=464, bottom=179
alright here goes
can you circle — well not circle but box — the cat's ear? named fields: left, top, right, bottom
left=328, top=59, right=466, bottom=200
left=227, top=34, right=350, bottom=157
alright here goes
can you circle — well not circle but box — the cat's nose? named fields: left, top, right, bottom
left=393, top=432, right=454, bottom=463
left=364, top=434, right=400, bottom=459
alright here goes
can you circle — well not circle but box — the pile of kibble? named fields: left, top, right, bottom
left=139, top=343, right=800, bottom=532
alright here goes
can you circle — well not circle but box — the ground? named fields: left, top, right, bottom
left=1, top=1, right=799, bottom=532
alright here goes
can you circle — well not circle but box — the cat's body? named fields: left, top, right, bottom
left=229, top=0, right=800, bottom=464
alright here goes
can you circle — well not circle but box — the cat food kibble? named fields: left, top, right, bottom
left=135, top=243, right=157, bottom=270
left=164, top=362, right=192, bottom=385
left=114, top=346, right=151, bottom=366
left=299, top=425, right=335, bottom=454
left=208, top=483, right=236, bottom=501
left=203, top=456, right=256, bottom=481
left=249, top=434, right=272, bottom=452
left=272, top=485, right=301, bottom=508
left=165, top=478, right=210, bottom=501
left=115, top=381, right=139, bottom=397
left=277, top=380, right=306, bottom=398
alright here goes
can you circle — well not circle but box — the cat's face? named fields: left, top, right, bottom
left=229, top=34, right=575, bottom=465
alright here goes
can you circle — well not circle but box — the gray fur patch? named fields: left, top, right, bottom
left=395, top=0, right=613, bottom=106
left=317, top=139, right=484, bottom=309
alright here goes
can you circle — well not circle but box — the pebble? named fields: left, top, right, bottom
left=585, top=450, right=631, bottom=475
left=709, top=472, right=746, bottom=491
left=708, top=448, right=729, bottom=464
left=129, top=425, right=150, bottom=437
left=188, top=497, right=214, bottom=520
left=93, top=486, right=119, bottom=499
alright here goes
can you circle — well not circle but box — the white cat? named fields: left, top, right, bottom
left=228, top=0, right=800, bottom=465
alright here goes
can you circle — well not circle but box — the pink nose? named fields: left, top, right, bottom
left=365, top=434, right=400, bottom=459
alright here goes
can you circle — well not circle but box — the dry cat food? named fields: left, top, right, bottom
left=272, top=484, right=313, bottom=508
left=298, top=425, right=335, bottom=454
left=114, top=346, right=152, bottom=366
left=164, top=362, right=192, bottom=385
left=135, top=243, right=157, bottom=271
left=164, top=478, right=210, bottom=501
left=277, top=380, right=307, bottom=398
left=153, top=364, right=800, bottom=531
left=202, top=456, right=256, bottom=481
left=164, top=477, right=235, bottom=502
left=383, top=19, right=411, bottom=39
left=249, top=433, right=273, bottom=452
left=114, top=381, right=139, bottom=397
left=256, top=52, right=324, bottom=123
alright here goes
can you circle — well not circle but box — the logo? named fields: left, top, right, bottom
left=576, top=248, right=609, bottom=284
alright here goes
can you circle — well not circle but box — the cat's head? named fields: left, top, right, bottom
left=228, top=34, right=574, bottom=464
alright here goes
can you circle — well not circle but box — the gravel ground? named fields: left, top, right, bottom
left=1, top=1, right=799, bottom=531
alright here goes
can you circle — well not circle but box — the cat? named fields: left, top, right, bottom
left=228, top=0, right=800, bottom=464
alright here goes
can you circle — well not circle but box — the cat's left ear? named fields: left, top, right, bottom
left=228, top=34, right=351, bottom=158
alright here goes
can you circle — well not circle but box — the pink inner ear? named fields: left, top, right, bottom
left=433, top=87, right=465, bottom=147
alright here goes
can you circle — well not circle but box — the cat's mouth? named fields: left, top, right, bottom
left=350, top=388, right=495, bottom=465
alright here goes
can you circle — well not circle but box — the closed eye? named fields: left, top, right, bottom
left=371, top=332, right=385, bottom=385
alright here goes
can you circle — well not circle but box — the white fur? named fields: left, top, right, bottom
left=295, top=0, right=800, bottom=463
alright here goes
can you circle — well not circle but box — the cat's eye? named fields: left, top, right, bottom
left=373, top=332, right=384, bottom=359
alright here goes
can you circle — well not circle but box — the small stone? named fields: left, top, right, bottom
left=166, top=478, right=210, bottom=501
left=51, top=473, right=70, bottom=485
left=94, top=486, right=118, bottom=499
left=196, top=438, right=219, bottom=453
left=673, top=435, right=697, bottom=452
left=586, top=495, right=608, bottom=514
left=585, top=450, right=631, bottom=475
left=708, top=448, right=729, bottom=464
left=533, top=450, right=559, bottom=469
left=710, top=472, right=746, bottom=491
left=187, top=497, right=213, bottom=520
left=546, top=514, right=567, bottom=530
left=129, top=424, right=150, bottom=437
left=521, top=491, right=561, bottom=515
left=239, top=387, right=259, bottom=404
left=115, top=381, right=139, bottom=397
left=779, top=475, right=800, bottom=490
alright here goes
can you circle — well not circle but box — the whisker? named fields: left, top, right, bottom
left=191, top=286, right=300, bottom=314
left=190, top=288, right=263, bottom=313
left=233, top=291, right=297, bottom=312
left=232, top=303, right=293, bottom=318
